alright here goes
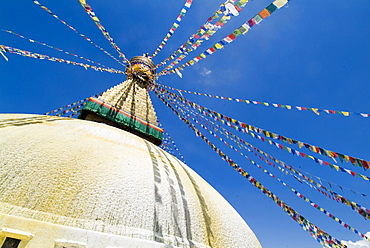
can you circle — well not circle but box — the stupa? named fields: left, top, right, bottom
left=0, top=56, right=262, bottom=248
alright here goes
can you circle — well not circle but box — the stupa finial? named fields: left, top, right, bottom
left=79, top=56, right=163, bottom=145
left=125, top=56, right=156, bottom=88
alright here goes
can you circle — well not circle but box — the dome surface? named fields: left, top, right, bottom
left=0, top=114, right=261, bottom=248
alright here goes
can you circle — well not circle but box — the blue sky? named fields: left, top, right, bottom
left=1, top=1, right=370, bottom=247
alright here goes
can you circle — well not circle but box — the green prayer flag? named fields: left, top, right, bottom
left=266, top=3, right=278, bottom=13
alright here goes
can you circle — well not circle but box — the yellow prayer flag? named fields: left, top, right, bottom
left=326, top=150, right=334, bottom=157
left=333, top=165, right=339, bottom=171
left=311, top=108, right=320, bottom=115
left=263, top=102, right=269, bottom=106
left=344, top=155, right=349, bottom=162
left=286, top=105, right=292, bottom=109
left=342, top=111, right=350, bottom=116
left=359, top=174, right=370, bottom=181
left=215, top=43, right=223, bottom=49
left=273, top=0, right=288, bottom=8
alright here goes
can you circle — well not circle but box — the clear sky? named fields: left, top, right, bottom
left=1, top=1, right=370, bottom=247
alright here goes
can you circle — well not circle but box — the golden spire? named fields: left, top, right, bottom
left=79, top=56, right=163, bottom=145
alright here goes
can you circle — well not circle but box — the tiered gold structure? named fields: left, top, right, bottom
left=79, top=56, right=163, bottom=145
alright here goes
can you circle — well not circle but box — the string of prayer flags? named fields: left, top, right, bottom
left=0, top=46, right=8, bottom=61
left=154, top=88, right=346, bottom=248
left=1, top=29, right=115, bottom=70
left=45, top=100, right=86, bottom=117
left=251, top=160, right=370, bottom=240
left=156, top=0, right=239, bottom=68
left=287, top=167, right=370, bottom=220
left=150, top=0, right=193, bottom=58
left=172, top=89, right=370, bottom=220
left=242, top=141, right=370, bottom=219
left=67, top=110, right=81, bottom=118
left=296, top=168, right=369, bottom=198
left=158, top=122, right=187, bottom=163
left=160, top=0, right=290, bottom=76
left=159, top=84, right=370, bottom=171
left=45, top=93, right=103, bottom=117
left=32, top=0, right=126, bottom=68
left=160, top=137, right=177, bottom=157
left=156, top=85, right=370, bottom=181
left=78, top=0, right=129, bottom=64
left=1, top=45, right=125, bottom=74
left=56, top=103, right=85, bottom=117
left=160, top=131, right=187, bottom=163
left=189, top=103, right=370, bottom=214
left=158, top=83, right=370, bottom=118
left=159, top=0, right=249, bottom=72
left=181, top=103, right=370, bottom=239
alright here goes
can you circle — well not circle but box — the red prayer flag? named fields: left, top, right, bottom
left=362, top=160, right=370, bottom=169
left=228, top=33, right=237, bottom=40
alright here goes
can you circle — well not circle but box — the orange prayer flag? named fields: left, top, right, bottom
left=259, top=9, right=270, bottom=19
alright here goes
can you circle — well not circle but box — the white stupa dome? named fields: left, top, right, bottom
left=0, top=114, right=261, bottom=248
